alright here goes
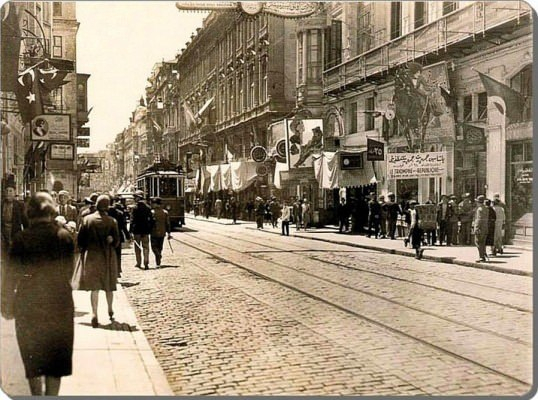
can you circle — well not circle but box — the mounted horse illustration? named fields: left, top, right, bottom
left=393, top=62, right=450, bottom=152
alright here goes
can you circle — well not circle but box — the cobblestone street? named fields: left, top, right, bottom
left=119, top=218, right=532, bottom=396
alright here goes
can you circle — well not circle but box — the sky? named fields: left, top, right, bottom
left=76, top=2, right=208, bottom=152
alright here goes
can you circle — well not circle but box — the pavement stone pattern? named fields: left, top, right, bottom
left=118, top=219, right=531, bottom=395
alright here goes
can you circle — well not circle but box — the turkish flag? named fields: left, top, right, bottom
left=14, top=67, right=44, bottom=124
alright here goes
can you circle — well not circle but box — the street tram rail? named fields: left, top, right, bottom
left=171, top=229, right=531, bottom=386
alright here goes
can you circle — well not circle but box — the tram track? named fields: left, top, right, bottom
left=172, top=229, right=532, bottom=385
left=234, top=232, right=532, bottom=313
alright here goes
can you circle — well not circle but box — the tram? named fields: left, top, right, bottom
left=136, top=163, right=185, bottom=227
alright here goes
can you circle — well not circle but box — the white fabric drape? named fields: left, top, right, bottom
left=206, top=165, right=221, bottom=192
left=273, top=162, right=288, bottom=189
left=230, top=161, right=258, bottom=191
left=220, top=164, right=231, bottom=190
left=313, top=152, right=339, bottom=189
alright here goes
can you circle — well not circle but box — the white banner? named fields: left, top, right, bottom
left=387, top=152, right=447, bottom=180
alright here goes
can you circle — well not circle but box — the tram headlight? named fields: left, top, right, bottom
left=166, top=205, right=171, bottom=211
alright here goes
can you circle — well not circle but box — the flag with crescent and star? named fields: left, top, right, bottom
left=14, top=61, right=69, bottom=123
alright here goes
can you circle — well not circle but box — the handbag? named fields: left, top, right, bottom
left=70, top=255, right=84, bottom=290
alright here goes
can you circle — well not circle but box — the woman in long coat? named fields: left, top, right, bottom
left=4, top=192, right=75, bottom=395
left=75, top=195, right=120, bottom=328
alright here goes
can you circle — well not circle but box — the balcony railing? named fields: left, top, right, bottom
left=323, top=1, right=531, bottom=94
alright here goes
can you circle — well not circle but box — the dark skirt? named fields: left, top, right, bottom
left=14, top=285, right=74, bottom=378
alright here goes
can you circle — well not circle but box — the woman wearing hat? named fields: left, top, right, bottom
left=75, top=195, right=120, bottom=327
left=3, top=192, right=75, bottom=395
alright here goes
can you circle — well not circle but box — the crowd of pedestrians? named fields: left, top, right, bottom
left=190, top=190, right=508, bottom=263
left=0, top=186, right=174, bottom=395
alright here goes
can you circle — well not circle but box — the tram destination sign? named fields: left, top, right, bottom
left=387, top=152, right=447, bottom=180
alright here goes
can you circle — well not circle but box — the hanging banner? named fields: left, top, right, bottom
left=387, top=152, right=447, bottom=180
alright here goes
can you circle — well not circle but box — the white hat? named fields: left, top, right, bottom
left=55, top=215, right=67, bottom=225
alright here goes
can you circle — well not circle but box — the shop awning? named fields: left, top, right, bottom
left=230, top=160, right=258, bottom=192
left=313, top=151, right=377, bottom=189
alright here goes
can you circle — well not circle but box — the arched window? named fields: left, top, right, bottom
left=510, top=65, right=532, bottom=121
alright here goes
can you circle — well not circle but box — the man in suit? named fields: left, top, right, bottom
left=437, top=195, right=454, bottom=246
left=367, top=192, right=381, bottom=238
left=1, top=184, right=29, bottom=250
left=56, top=190, right=78, bottom=223
left=473, top=195, right=489, bottom=262
left=458, top=193, right=474, bottom=245
left=130, top=190, right=154, bottom=269
left=150, top=197, right=171, bottom=267
left=385, top=193, right=400, bottom=240
left=337, top=197, right=350, bottom=233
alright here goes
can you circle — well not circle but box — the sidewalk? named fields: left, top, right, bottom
left=187, top=215, right=533, bottom=277
left=1, top=282, right=173, bottom=396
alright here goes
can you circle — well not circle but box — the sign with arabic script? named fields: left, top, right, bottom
left=387, top=152, right=447, bottom=180
left=175, top=2, right=320, bottom=17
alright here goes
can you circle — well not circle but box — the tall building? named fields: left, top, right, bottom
left=0, top=1, right=90, bottom=198
left=319, top=1, right=531, bottom=240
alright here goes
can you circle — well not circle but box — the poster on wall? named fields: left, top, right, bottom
left=387, top=152, right=447, bottom=180
left=31, top=114, right=71, bottom=141
left=50, top=143, right=74, bottom=160
left=285, top=118, right=324, bottom=169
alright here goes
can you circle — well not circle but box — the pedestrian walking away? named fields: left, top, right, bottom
left=379, top=195, right=387, bottom=238
left=150, top=197, right=172, bottom=267
left=108, top=195, right=131, bottom=277
left=2, top=192, right=75, bottom=395
left=229, top=197, right=238, bottom=224
left=130, top=190, right=154, bottom=269
left=75, top=195, right=120, bottom=328
left=473, top=195, right=488, bottom=262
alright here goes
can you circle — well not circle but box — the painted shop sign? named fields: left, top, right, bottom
left=31, top=114, right=71, bottom=141
left=387, top=152, right=447, bottom=180
left=516, top=167, right=533, bottom=184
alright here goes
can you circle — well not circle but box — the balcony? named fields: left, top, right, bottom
left=323, top=1, right=531, bottom=95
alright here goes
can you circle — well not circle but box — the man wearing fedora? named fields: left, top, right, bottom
left=458, top=193, right=474, bottom=245
left=473, top=195, right=489, bottom=262
left=130, top=190, right=154, bottom=269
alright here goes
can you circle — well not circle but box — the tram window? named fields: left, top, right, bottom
left=159, top=178, right=178, bottom=196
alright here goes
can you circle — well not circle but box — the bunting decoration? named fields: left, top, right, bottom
left=477, top=71, right=527, bottom=123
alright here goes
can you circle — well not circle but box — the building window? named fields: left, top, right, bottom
left=477, top=92, right=488, bottom=120
left=43, top=2, right=51, bottom=21
left=463, top=95, right=472, bottom=121
left=510, top=64, right=532, bottom=121
left=350, top=102, right=358, bottom=133
left=53, top=2, right=62, bottom=17
left=324, top=20, right=342, bottom=69
left=365, top=97, right=375, bottom=130
left=390, top=2, right=402, bottom=40
left=297, top=32, right=304, bottom=83
left=442, top=2, right=457, bottom=15
left=414, top=2, right=427, bottom=29
left=260, top=57, right=267, bottom=103
left=52, top=35, right=62, bottom=58
left=357, top=7, right=372, bottom=54
left=307, top=30, right=322, bottom=82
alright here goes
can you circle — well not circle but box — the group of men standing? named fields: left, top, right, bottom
left=335, top=191, right=507, bottom=262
